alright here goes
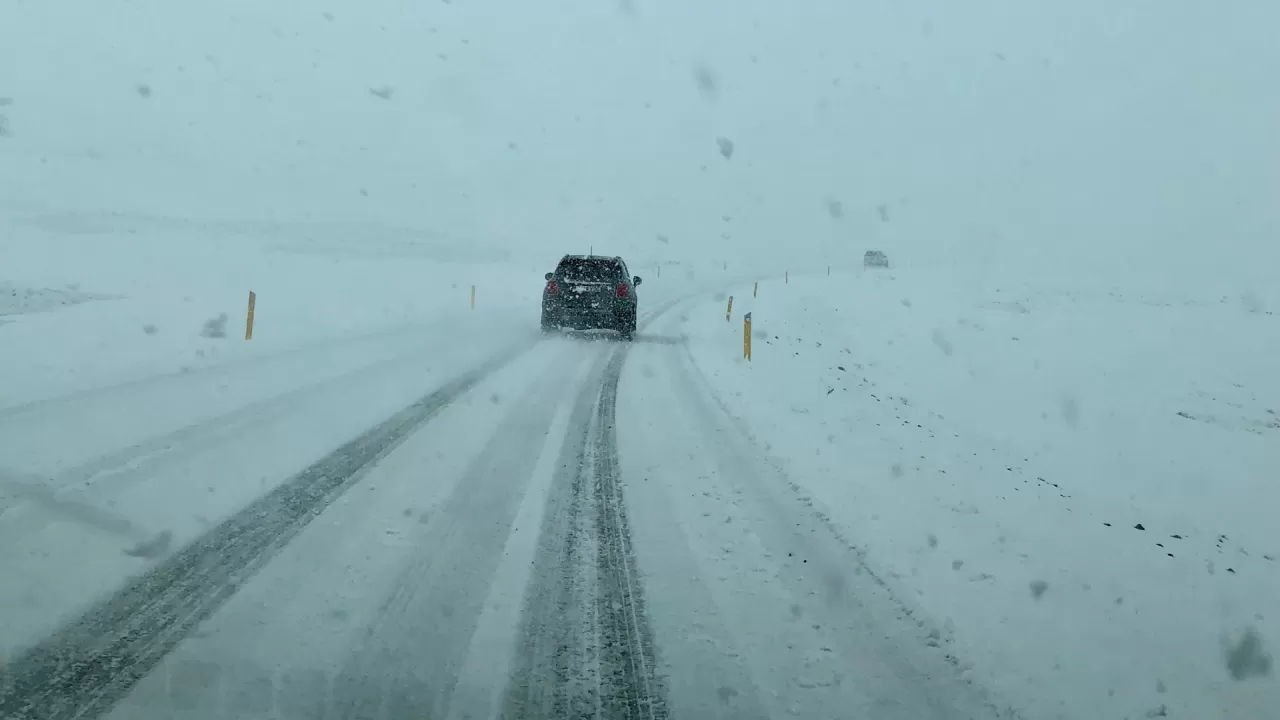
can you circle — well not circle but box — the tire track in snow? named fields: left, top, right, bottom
left=324, top=299, right=682, bottom=719
left=592, top=348, right=667, bottom=720
left=0, top=342, right=443, bottom=540
left=327, top=348, right=595, bottom=720
left=502, top=352, right=610, bottom=719
left=0, top=341, right=534, bottom=720
left=503, top=344, right=668, bottom=720
left=46, top=346, right=443, bottom=494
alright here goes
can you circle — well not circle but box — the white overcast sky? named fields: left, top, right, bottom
left=1, top=0, right=1275, bottom=274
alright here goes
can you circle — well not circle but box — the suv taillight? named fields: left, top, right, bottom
left=616, top=283, right=629, bottom=298
left=545, top=280, right=559, bottom=294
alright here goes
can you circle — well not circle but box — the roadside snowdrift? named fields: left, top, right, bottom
left=684, top=265, right=1279, bottom=719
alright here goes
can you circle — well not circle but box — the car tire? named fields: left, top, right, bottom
left=619, top=310, right=637, bottom=341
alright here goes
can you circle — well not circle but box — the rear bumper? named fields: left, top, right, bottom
left=542, top=300, right=635, bottom=329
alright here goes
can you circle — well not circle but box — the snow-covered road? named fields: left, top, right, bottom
left=0, top=297, right=1006, bottom=720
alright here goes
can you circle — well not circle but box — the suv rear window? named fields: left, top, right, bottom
left=558, top=258, right=621, bottom=282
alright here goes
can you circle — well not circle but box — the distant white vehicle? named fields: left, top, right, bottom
left=863, top=250, right=889, bottom=269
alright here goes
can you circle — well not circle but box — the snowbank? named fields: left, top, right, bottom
left=683, top=265, right=1280, bottom=719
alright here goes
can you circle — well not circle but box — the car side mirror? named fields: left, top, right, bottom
left=633, top=276, right=642, bottom=286
left=545, top=272, right=554, bottom=281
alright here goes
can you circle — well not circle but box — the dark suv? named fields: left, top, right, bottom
left=541, top=255, right=642, bottom=339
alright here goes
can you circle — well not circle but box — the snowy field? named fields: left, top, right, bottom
left=684, top=262, right=1280, bottom=719
left=0, top=212, right=543, bottom=408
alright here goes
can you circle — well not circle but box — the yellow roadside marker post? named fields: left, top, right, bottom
left=744, top=312, right=752, bottom=360
left=245, top=291, right=256, bottom=340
